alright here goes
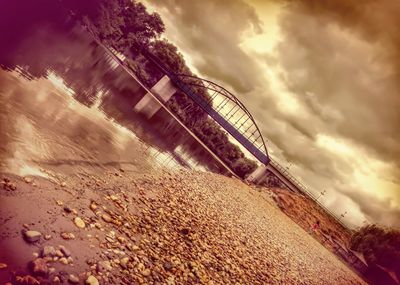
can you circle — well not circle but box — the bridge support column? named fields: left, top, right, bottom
left=134, top=75, right=177, bottom=118
left=246, top=164, right=268, bottom=184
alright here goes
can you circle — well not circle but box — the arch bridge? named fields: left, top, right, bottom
left=102, top=42, right=310, bottom=191
left=139, top=51, right=270, bottom=166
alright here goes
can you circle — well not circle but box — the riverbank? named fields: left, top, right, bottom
left=0, top=71, right=365, bottom=284
left=0, top=168, right=366, bottom=285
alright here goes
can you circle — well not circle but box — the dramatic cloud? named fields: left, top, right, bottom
left=147, top=0, right=266, bottom=93
left=146, top=0, right=400, bottom=227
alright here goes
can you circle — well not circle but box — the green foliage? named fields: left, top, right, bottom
left=350, top=224, right=400, bottom=276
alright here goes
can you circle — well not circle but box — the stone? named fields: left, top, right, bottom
left=44, top=234, right=52, bottom=240
left=68, top=274, right=79, bottom=284
left=64, top=206, right=73, bottom=213
left=61, top=232, right=76, bottom=240
left=61, top=182, right=67, bottom=187
left=102, top=214, right=112, bottom=223
left=59, top=245, right=71, bottom=257
left=24, top=177, right=33, bottom=183
left=15, top=275, right=40, bottom=285
left=53, top=276, right=61, bottom=283
left=55, top=250, right=64, bottom=257
left=74, top=217, right=86, bottom=229
left=59, top=257, right=68, bottom=265
left=30, top=258, right=48, bottom=276
left=42, top=246, right=56, bottom=257
left=86, top=275, right=100, bottom=285
left=23, top=230, right=42, bottom=243
left=120, top=257, right=130, bottom=269
left=0, top=262, right=7, bottom=269
left=97, top=260, right=112, bottom=272
left=163, top=261, right=174, bottom=271
left=90, top=203, right=98, bottom=211
left=141, top=268, right=151, bottom=277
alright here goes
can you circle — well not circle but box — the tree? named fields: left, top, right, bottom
left=350, top=224, right=400, bottom=278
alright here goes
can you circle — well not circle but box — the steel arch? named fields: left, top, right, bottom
left=174, top=74, right=269, bottom=163
left=141, top=50, right=270, bottom=165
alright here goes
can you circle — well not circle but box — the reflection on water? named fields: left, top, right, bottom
left=0, top=27, right=225, bottom=177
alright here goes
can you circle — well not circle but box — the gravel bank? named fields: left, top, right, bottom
left=0, top=168, right=366, bottom=285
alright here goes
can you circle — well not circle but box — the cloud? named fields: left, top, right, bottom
left=147, top=0, right=400, bottom=227
left=147, top=0, right=266, bottom=93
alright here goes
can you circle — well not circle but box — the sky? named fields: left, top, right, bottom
left=144, top=0, right=400, bottom=228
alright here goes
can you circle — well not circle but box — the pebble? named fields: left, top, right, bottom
left=23, top=230, right=42, bottom=243
left=86, top=275, right=100, bottom=285
left=120, top=257, right=129, bottom=268
left=31, top=258, right=48, bottom=276
left=59, top=245, right=71, bottom=257
left=74, top=217, right=86, bottom=228
left=59, top=257, right=69, bottom=265
left=141, top=268, right=151, bottom=277
left=68, top=274, right=79, bottom=283
left=97, top=260, right=112, bottom=272
left=42, top=246, right=56, bottom=257
left=61, top=232, right=76, bottom=240
left=102, top=214, right=112, bottom=223
left=24, top=177, right=33, bottom=183
left=0, top=262, right=7, bottom=269
left=90, top=203, right=98, bottom=211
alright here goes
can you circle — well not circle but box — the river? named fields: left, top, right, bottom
left=0, top=27, right=226, bottom=179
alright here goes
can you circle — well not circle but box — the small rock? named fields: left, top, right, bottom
left=120, top=257, right=129, bottom=269
left=23, top=230, right=42, bottom=243
left=90, top=203, right=98, bottom=211
left=180, top=228, right=190, bottom=235
left=59, top=257, right=68, bottom=265
left=15, top=275, right=40, bottom=285
left=59, top=245, right=71, bottom=257
left=102, top=214, right=112, bottom=223
left=56, top=200, right=64, bottom=206
left=64, top=206, right=72, bottom=213
left=24, top=177, right=33, bottom=183
left=86, top=275, right=99, bottom=285
left=44, top=234, right=52, bottom=240
left=97, top=260, right=112, bottom=272
left=74, top=217, right=86, bottom=229
left=53, top=276, right=61, bottom=283
left=141, top=268, right=151, bottom=277
left=0, top=262, right=7, bottom=269
left=30, top=258, right=48, bottom=276
left=61, top=232, right=76, bottom=240
left=42, top=246, right=56, bottom=257
left=163, top=261, right=174, bottom=271
left=55, top=250, right=64, bottom=257
left=60, top=182, right=67, bottom=187
left=68, top=274, right=79, bottom=284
